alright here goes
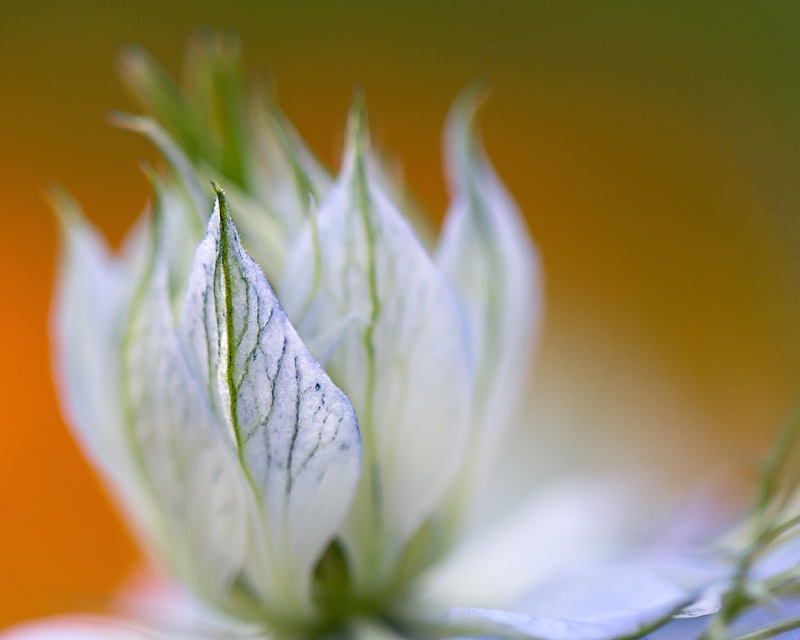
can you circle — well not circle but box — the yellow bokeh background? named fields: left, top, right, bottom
left=3, top=1, right=800, bottom=629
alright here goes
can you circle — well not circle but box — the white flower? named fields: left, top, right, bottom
left=5, top=34, right=800, bottom=640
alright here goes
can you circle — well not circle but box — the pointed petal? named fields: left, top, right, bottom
left=179, top=191, right=361, bottom=613
left=119, top=37, right=331, bottom=283
left=113, top=113, right=208, bottom=229
left=436, top=90, right=543, bottom=509
left=280, top=108, right=472, bottom=589
left=118, top=44, right=202, bottom=162
left=51, top=192, right=128, bottom=472
left=50, top=194, right=163, bottom=551
left=248, top=91, right=331, bottom=238
left=116, top=114, right=289, bottom=284
left=121, top=225, right=252, bottom=605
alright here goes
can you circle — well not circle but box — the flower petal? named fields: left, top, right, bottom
left=247, top=90, right=332, bottom=240
left=121, top=216, right=252, bottom=606
left=415, top=479, right=644, bottom=610
left=280, top=107, right=472, bottom=590
left=415, top=568, right=706, bottom=640
left=178, top=190, right=361, bottom=614
left=119, top=35, right=331, bottom=284
left=513, top=565, right=700, bottom=621
left=119, top=35, right=249, bottom=188
left=51, top=193, right=163, bottom=553
left=115, top=113, right=291, bottom=285
left=0, top=618, right=162, bottom=640
left=425, top=599, right=693, bottom=640
left=436, top=89, right=542, bottom=515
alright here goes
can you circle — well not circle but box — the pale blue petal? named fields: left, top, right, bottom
left=416, top=480, right=639, bottom=609
left=430, top=602, right=690, bottom=640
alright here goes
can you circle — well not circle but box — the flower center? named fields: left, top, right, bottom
left=311, top=542, right=400, bottom=637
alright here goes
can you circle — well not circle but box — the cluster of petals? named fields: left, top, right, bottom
left=7, top=35, right=799, bottom=640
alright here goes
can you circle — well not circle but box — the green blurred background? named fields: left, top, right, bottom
left=3, top=0, right=800, bottom=629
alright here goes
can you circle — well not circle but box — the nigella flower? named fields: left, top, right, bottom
left=7, top=34, right=800, bottom=640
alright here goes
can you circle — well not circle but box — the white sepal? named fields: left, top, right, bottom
left=281, top=108, right=472, bottom=590
left=180, top=192, right=361, bottom=614
left=436, top=90, right=542, bottom=512
left=121, top=232, right=251, bottom=605
left=51, top=194, right=164, bottom=558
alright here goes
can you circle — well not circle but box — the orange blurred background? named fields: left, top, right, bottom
left=3, top=1, right=800, bottom=629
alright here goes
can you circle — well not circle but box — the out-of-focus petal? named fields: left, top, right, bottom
left=512, top=565, right=714, bottom=621
left=280, top=107, right=471, bottom=591
left=413, top=566, right=715, bottom=640
left=0, top=617, right=163, bottom=640
left=116, top=114, right=289, bottom=285
left=119, top=35, right=331, bottom=284
left=51, top=193, right=163, bottom=554
left=419, top=596, right=694, bottom=640
left=415, top=479, right=641, bottom=610
left=117, top=570, right=266, bottom=639
left=436, top=90, right=542, bottom=518
left=247, top=89, right=331, bottom=239
left=120, top=219, right=252, bottom=607
left=650, top=596, right=800, bottom=639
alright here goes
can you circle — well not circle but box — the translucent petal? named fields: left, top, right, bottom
left=513, top=565, right=702, bottom=621
left=120, top=34, right=249, bottom=188
left=179, top=192, right=361, bottom=613
left=247, top=90, right=331, bottom=239
left=121, top=228, right=251, bottom=604
left=280, top=108, right=471, bottom=590
left=436, top=90, right=542, bottom=515
left=428, top=599, right=694, bottom=640
left=113, top=113, right=207, bottom=228
left=416, top=479, right=643, bottom=610
left=119, top=36, right=330, bottom=283
left=115, top=114, right=288, bottom=284
left=0, top=618, right=163, bottom=640
left=118, top=572, right=268, bottom=640
left=51, top=194, right=163, bottom=553
left=416, top=571, right=707, bottom=640
left=648, top=596, right=800, bottom=639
